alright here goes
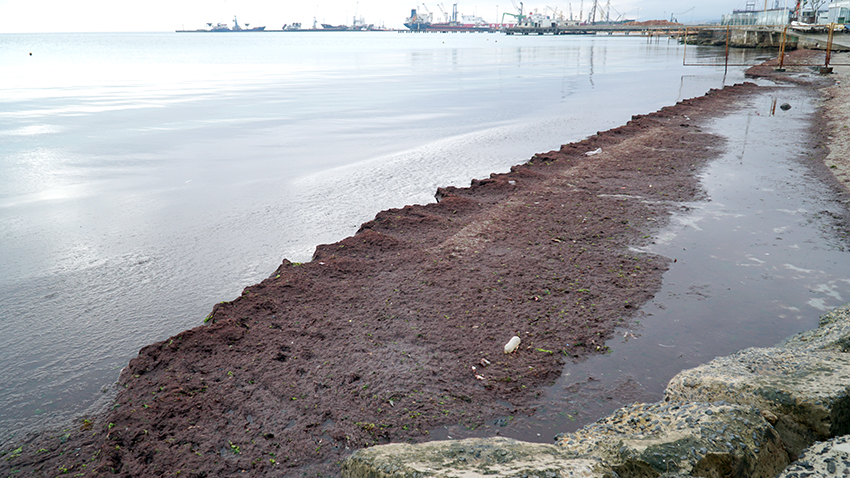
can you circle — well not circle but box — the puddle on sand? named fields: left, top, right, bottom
left=431, top=86, right=850, bottom=442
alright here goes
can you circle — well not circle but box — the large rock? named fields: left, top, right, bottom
left=775, top=434, right=850, bottom=477
left=341, top=437, right=617, bottom=478
left=555, top=401, right=788, bottom=478
left=781, top=303, right=850, bottom=352
left=664, top=347, right=850, bottom=458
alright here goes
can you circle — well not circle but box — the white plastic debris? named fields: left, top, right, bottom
left=585, top=148, right=602, bottom=156
left=504, top=336, right=521, bottom=354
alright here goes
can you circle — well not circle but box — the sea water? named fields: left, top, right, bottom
left=0, top=31, right=769, bottom=442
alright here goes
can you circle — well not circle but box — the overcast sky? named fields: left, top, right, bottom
left=0, top=0, right=783, bottom=32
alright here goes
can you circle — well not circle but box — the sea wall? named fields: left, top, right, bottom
left=342, top=303, right=850, bottom=478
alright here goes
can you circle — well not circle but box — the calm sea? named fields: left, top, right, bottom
left=0, top=31, right=760, bottom=442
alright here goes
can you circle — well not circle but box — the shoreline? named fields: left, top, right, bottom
left=2, top=52, right=848, bottom=477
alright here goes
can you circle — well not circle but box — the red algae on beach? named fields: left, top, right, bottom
left=2, top=82, right=775, bottom=477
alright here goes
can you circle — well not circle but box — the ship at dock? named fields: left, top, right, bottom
left=183, top=16, right=265, bottom=32
left=405, top=3, right=492, bottom=32
left=178, top=12, right=390, bottom=33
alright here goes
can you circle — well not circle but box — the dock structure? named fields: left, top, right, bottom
left=684, top=25, right=850, bottom=51
left=503, top=22, right=850, bottom=52
left=504, top=23, right=686, bottom=36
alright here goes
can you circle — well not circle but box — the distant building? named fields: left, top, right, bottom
left=721, top=8, right=790, bottom=26
left=828, top=1, right=850, bottom=23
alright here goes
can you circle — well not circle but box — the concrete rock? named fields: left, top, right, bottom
left=341, top=437, right=617, bottom=478
left=664, top=346, right=850, bottom=458
left=555, top=401, right=788, bottom=478
left=781, top=303, right=850, bottom=353
left=775, top=434, right=850, bottom=478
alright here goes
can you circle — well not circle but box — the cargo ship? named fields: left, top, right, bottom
left=405, top=3, right=492, bottom=32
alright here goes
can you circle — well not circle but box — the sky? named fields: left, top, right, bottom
left=0, top=0, right=782, bottom=32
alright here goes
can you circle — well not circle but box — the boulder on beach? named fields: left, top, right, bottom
left=341, top=437, right=616, bottom=478
left=555, top=401, right=789, bottom=478
left=775, top=434, right=850, bottom=477
left=664, top=346, right=850, bottom=458
left=781, top=302, right=850, bottom=353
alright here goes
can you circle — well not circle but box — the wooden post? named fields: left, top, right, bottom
left=683, top=27, right=689, bottom=65
left=826, top=23, right=835, bottom=67
left=725, top=25, right=731, bottom=73
left=777, top=25, right=787, bottom=71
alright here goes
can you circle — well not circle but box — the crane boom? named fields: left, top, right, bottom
left=511, top=0, right=524, bottom=17
left=670, top=6, right=695, bottom=23
left=437, top=3, right=448, bottom=22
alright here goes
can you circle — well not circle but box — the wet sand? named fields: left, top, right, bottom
left=1, top=52, right=848, bottom=477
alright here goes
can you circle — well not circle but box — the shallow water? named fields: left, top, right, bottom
left=432, top=85, right=850, bottom=442
left=0, top=31, right=771, bottom=443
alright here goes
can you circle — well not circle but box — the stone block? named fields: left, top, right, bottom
left=781, top=302, right=850, bottom=353
left=341, top=437, right=616, bottom=478
left=555, top=401, right=788, bottom=478
left=664, top=347, right=850, bottom=457
left=775, top=434, right=850, bottom=477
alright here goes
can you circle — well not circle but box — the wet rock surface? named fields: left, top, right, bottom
left=341, top=437, right=616, bottom=478
left=554, top=402, right=789, bottom=478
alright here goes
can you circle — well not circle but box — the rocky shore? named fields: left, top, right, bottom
left=1, top=50, right=847, bottom=477
left=343, top=304, right=850, bottom=478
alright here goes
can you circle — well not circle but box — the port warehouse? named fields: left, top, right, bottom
left=722, top=2, right=850, bottom=25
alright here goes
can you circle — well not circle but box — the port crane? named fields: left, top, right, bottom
left=587, top=0, right=599, bottom=23
left=670, top=6, right=694, bottom=23
left=437, top=3, right=449, bottom=22
left=501, top=0, right=524, bottom=24
left=511, top=0, right=524, bottom=18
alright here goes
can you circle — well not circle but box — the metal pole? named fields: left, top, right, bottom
left=725, top=25, right=731, bottom=73
left=683, top=26, right=689, bottom=65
